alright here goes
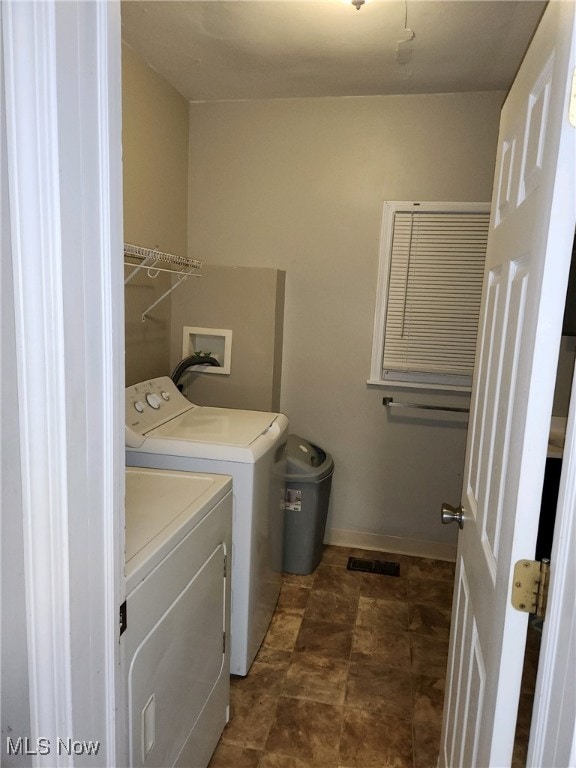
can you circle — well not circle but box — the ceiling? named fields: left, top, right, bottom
left=121, top=0, right=546, bottom=102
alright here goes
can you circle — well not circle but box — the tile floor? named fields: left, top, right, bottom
left=208, top=545, right=455, bottom=768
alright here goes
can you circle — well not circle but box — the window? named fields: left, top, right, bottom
left=369, top=201, right=491, bottom=390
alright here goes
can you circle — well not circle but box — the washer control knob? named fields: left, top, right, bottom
left=161, top=391, right=170, bottom=401
left=146, top=393, right=162, bottom=410
left=134, top=400, right=146, bottom=413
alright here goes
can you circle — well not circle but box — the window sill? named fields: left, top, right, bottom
left=367, top=378, right=472, bottom=394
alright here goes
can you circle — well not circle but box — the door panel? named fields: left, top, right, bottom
left=440, top=2, right=576, bottom=765
left=444, top=561, right=486, bottom=768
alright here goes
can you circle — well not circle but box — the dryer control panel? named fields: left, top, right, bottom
left=126, top=377, right=194, bottom=445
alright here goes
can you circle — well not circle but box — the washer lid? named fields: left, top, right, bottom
left=125, top=467, right=230, bottom=583
left=147, top=406, right=278, bottom=446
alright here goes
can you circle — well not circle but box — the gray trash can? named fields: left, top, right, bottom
left=282, top=434, right=334, bottom=575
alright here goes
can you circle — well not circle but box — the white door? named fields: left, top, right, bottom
left=440, top=2, right=576, bottom=766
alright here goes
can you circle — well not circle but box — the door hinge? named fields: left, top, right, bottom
left=511, top=558, right=550, bottom=619
left=570, top=68, right=576, bottom=128
left=223, top=632, right=226, bottom=654
left=119, top=600, right=127, bottom=636
left=223, top=555, right=227, bottom=578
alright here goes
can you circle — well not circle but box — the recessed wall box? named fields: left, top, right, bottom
left=182, top=326, right=232, bottom=375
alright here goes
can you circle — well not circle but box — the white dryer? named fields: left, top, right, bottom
left=125, top=376, right=288, bottom=676
left=125, top=467, right=232, bottom=768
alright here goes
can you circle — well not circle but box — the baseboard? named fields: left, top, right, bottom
left=324, top=528, right=457, bottom=562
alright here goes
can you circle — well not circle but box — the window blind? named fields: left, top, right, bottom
left=382, top=210, right=490, bottom=385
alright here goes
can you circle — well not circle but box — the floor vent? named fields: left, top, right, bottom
left=346, top=557, right=400, bottom=577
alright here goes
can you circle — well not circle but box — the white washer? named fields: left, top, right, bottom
left=125, top=467, right=232, bottom=768
left=125, top=376, right=288, bottom=676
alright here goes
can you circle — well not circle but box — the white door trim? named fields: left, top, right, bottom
left=529, top=320, right=576, bottom=765
left=4, top=2, right=75, bottom=745
left=2, top=1, right=125, bottom=764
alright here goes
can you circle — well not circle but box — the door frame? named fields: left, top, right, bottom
left=529, top=257, right=576, bottom=764
left=2, top=1, right=125, bottom=764
left=2, top=0, right=574, bottom=764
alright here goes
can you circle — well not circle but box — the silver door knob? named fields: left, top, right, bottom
left=441, top=502, right=464, bottom=529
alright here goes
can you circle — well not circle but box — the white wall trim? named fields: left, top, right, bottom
left=324, top=527, right=457, bottom=562
left=3, top=2, right=124, bottom=764
left=88, top=4, right=126, bottom=763
left=368, top=201, right=396, bottom=383
left=3, top=2, right=75, bottom=748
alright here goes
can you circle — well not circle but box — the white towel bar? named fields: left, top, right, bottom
left=383, top=397, right=469, bottom=414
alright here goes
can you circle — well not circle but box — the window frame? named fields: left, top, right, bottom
left=368, top=200, right=491, bottom=392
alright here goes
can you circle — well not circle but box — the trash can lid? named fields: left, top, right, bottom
left=285, top=434, right=334, bottom=482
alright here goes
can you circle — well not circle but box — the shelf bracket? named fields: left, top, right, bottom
left=123, top=243, right=202, bottom=321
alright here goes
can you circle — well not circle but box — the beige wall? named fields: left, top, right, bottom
left=122, top=43, right=189, bottom=385
left=170, top=265, right=285, bottom=412
left=187, top=93, right=505, bottom=557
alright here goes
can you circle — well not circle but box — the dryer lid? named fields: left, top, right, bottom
left=147, top=406, right=278, bottom=447
left=125, top=467, right=227, bottom=566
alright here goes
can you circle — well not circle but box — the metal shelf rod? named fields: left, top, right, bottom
left=124, top=243, right=201, bottom=270
left=124, top=260, right=202, bottom=283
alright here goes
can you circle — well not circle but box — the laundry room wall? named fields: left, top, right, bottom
left=186, top=92, right=504, bottom=559
left=122, top=43, right=189, bottom=386
left=170, top=265, right=285, bottom=412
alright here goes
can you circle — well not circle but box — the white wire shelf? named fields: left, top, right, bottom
left=123, top=243, right=202, bottom=322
